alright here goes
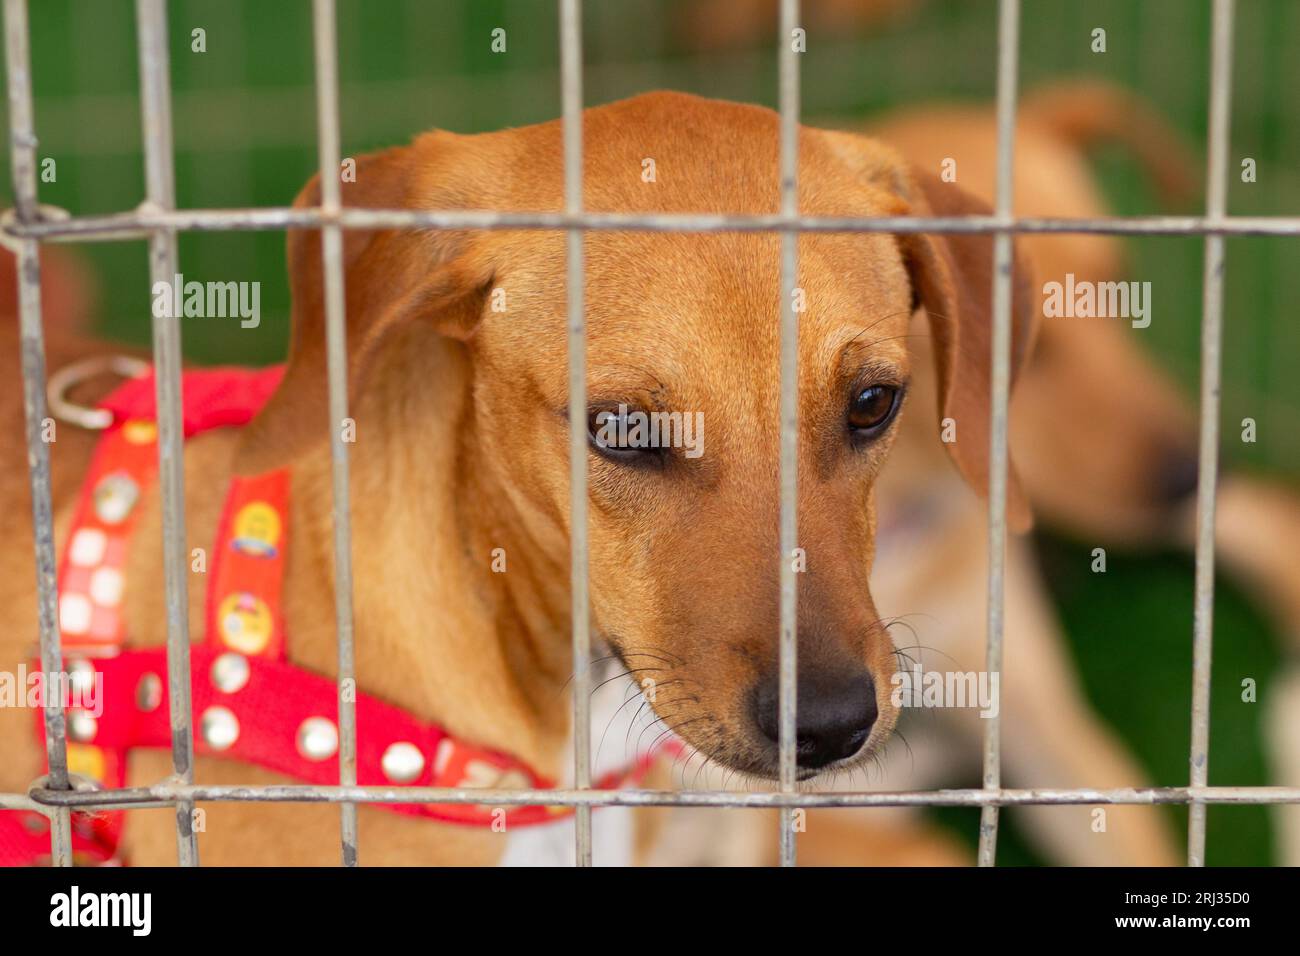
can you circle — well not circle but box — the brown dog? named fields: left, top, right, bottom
left=0, top=91, right=1037, bottom=865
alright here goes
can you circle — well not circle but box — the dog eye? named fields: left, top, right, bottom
left=847, top=384, right=901, bottom=436
left=587, top=406, right=665, bottom=463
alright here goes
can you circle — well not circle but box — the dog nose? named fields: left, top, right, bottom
left=1154, top=446, right=1199, bottom=504
left=753, top=670, right=877, bottom=769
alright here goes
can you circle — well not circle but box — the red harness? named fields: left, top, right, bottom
left=1, top=365, right=658, bottom=865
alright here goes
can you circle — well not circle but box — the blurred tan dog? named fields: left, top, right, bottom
left=774, top=81, right=1300, bottom=866
left=0, top=91, right=1040, bottom=865
left=675, top=0, right=921, bottom=51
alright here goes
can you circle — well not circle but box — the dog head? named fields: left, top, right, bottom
left=242, top=92, right=1035, bottom=780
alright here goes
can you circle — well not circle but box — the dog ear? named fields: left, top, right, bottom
left=235, top=139, right=497, bottom=474
left=895, top=167, right=1038, bottom=532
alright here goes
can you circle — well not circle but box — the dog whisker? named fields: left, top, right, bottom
left=588, top=666, right=664, bottom=699
left=594, top=674, right=662, bottom=769
left=650, top=717, right=709, bottom=761
left=628, top=693, right=699, bottom=761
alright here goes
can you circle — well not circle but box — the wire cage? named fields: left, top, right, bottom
left=3, top=0, right=1299, bottom=868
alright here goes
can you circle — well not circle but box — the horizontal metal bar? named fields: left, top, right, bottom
left=0, top=792, right=50, bottom=814
left=6, top=206, right=1300, bottom=240
left=28, top=783, right=1300, bottom=810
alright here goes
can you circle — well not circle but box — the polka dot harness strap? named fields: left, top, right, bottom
left=1, top=364, right=661, bottom=867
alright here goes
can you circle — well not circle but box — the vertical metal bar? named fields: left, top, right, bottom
left=977, top=0, right=1020, bottom=869
left=1270, top=0, right=1299, bottom=414
left=1188, top=0, right=1235, bottom=868
left=776, top=0, right=801, bottom=869
left=310, top=0, right=359, bottom=867
left=135, top=0, right=199, bottom=868
left=559, top=0, right=592, bottom=868
left=4, top=0, right=72, bottom=868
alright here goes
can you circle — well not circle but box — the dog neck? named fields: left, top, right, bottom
left=281, top=324, right=573, bottom=779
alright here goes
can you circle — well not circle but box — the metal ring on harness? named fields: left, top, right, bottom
left=46, top=354, right=150, bottom=430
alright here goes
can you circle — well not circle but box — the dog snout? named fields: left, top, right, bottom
left=753, top=668, right=877, bottom=769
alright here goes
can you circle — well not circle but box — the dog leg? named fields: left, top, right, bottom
left=1209, top=476, right=1300, bottom=654
left=993, top=543, right=1181, bottom=866
left=1264, top=664, right=1300, bottom=865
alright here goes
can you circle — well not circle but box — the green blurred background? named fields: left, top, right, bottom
left=1, top=0, right=1296, bottom=864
